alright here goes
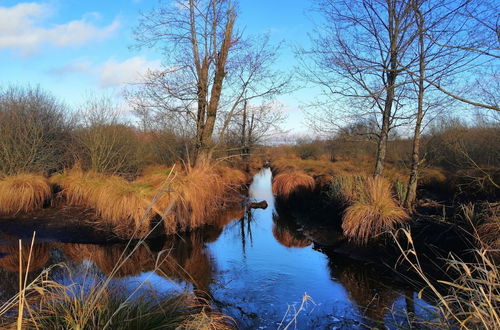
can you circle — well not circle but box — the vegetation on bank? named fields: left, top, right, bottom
left=0, top=162, right=247, bottom=238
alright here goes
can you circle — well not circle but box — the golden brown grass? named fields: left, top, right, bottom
left=272, top=171, right=315, bottom=199
left=394, top=228, right=500, bottom=329
left=52, top=168, right=154, bottom=237
left=328, top=175, right=365, bottom=205
left=52, top=159, right=245, bottom=237
left=342, top=177, right=409, bottom=245
left=0, top=174, right=52, bottom=215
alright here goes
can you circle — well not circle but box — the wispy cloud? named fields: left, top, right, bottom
left=50, top=56, right=162, bottom=88
left=99, top=57, right=162, bottom=87
left=0, top=2, right=120, bottom=56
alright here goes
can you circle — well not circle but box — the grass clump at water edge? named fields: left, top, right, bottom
left=0, top=174, right=52, bottom=215
left=341, top=177, right=409, bottom=245
left=272, top=171, right=315, bottom=199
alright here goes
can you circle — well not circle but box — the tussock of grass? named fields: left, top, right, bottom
left=342, top=177, right=409, bottom=245
left=272, top=171, right=315, bottom=199
left=52, top=168, right=154, bottom=237
left=163, top=161, right=227, bottom=233
left=328, top=175, right=365, bottom=205
left=0, top=174, right=52, bottom=215
left=17, top=275, right=232, bottom=329
left=51, top=159, right=244, bottom=237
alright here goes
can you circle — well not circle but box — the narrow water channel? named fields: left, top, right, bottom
left=0, top=168, right=434, bottom=328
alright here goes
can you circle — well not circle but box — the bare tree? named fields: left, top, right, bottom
left=132, top=0, right=238, bottom=161
left=403, top=0, right=498, bottom=209
left=131, top=0, right=290, bottom=162
left=300, top=0, right=416, bottom=177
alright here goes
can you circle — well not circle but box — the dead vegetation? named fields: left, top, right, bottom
left=0, top=174, right=52, bottom=215
left=272, top=171, right=315, bottom=199
left=341, top=177, right=409, bottom=245
left=48, top=159, right=246, bottom=237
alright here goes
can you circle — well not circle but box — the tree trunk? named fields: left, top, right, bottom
left=374, top=2, right=399, bottom=178
left=197, top=9, right=236, bottom=160
left=404, top=1, right=425, bottom=210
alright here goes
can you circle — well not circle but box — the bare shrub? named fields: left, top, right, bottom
left=73, top=97, right=143, bottom=176
left=0, top=86, right=71, bottom=175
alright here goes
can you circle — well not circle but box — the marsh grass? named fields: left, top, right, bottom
left=51, top=167, right=155, bottom=237
left=0, top=174, right=52, bottom=215
left=51, top=159, right=245, bottom=237
left=272, top=172, right=315, bottom=199
left=328, top=175, right=365, bottom=205
left=342, top=177, right=409, bottom=245
left=393, top=227, right=500, bottom=329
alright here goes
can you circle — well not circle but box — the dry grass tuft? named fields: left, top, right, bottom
left=160, top=162, right=227, bottom=233
left=394, top=228, right=500, bottom=329
left=51, top=159, right=245, bottom=237
left=0, top=174, right=52, bottom=215
left=328, top=175, right=365, bottom=205
left=342, top=177, right=409, bottom=245
left=52, top=168, right=154, bottom=237
left=272, top=171, right=315, bottom=199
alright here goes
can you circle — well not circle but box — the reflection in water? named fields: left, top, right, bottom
left=325, top=252, right=400, bottom=327
left=0, top=241, right=51, bottom=273
left=272, top=214, right=311, bottom=248
left=0, top=168, right=434, bottom=328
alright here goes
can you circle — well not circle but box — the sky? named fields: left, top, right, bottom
left=0, top=0, right=318, bottom=135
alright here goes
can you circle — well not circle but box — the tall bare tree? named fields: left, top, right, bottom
left=300, top=0, right=416, bottom=177
left=403, top=0, right=499, bottom=209
left=132, top=0, right=237, bottom=160
left=131, top=0, right=290, bottom=162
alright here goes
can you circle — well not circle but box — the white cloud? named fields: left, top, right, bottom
left=99, top=57, right=162, bottom=87
left=0, top=2, right=119, bottom=55
left=50, top=56, right=162, bottom=87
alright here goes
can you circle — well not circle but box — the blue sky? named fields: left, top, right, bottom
left=0, top=0, right=317, bottom=134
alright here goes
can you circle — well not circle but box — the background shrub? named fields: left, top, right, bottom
left=0, top=86, right=72, bottom=175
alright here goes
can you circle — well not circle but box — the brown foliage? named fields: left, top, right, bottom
left=342, top=177, right=409, bottom=245
left=0, top=174, right=52, bottom=215
left=272, top=172, right=315, bottom=199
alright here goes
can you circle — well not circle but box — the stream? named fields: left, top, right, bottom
left=0, top=168, right=435, bottom=329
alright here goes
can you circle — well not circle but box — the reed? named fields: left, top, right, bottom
left=0, top=174, right=52, bottom=215
left=342, top=177, right=409, bottom=245
left=272, top=172, right=315, bottom=199
left=394, top=228, right=500, bottom=329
